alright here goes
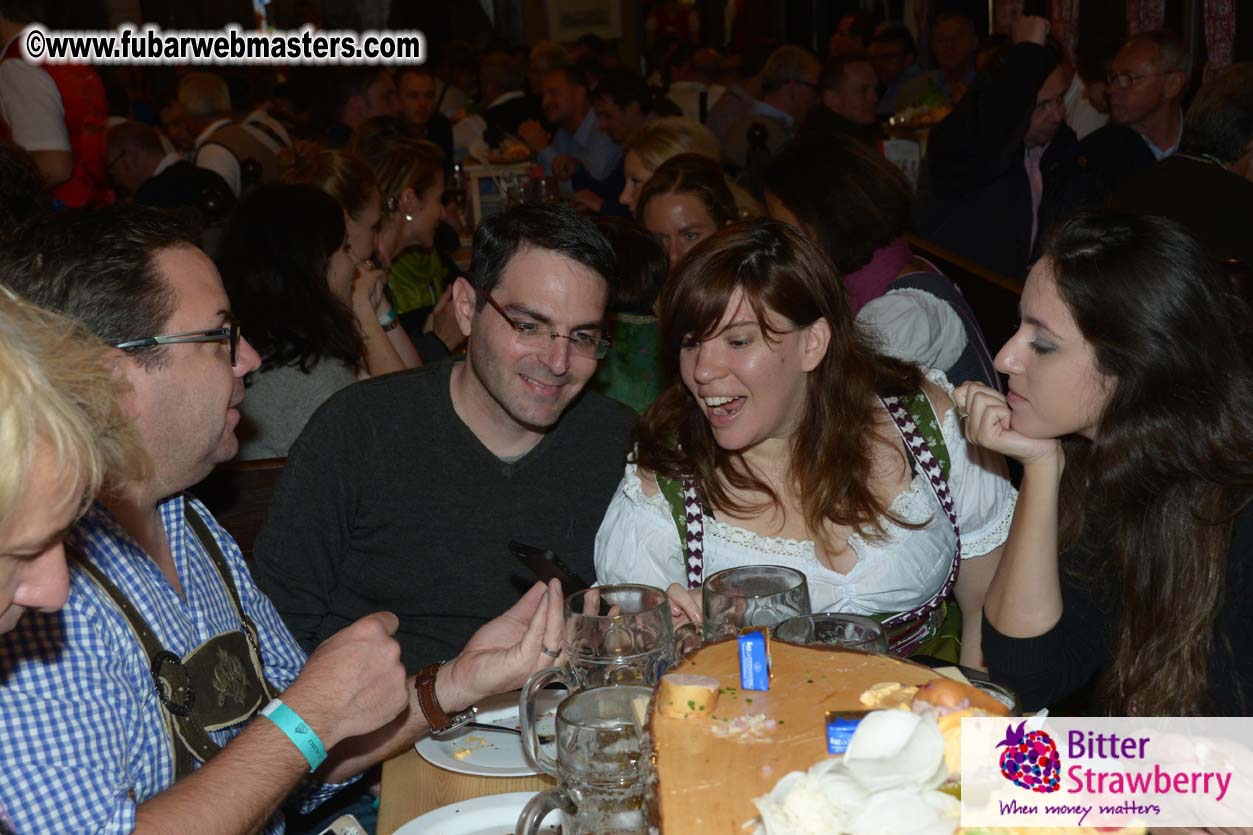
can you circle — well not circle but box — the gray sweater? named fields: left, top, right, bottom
left=237, top=359, right=358, bottom=460
left=252, top=359, right=636, bottom=670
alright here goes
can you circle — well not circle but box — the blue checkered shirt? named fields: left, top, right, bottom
left=0, top=494, right=350, bottom=834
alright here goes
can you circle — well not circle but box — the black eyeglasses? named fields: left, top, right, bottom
left=114, top=323, right=241, bottom=366
left=477, top=289, right=611, bottom=360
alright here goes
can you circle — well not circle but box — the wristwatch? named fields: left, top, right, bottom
left=415, top=662, right=475, bottom=734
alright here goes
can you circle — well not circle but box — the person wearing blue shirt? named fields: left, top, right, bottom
left=519, top=65, right=623, bottom=189
left=0, top=206, right=565, bottom=835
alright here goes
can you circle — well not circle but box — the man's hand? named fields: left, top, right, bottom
left=552, top=154, right=579, bottom=181
left=1011, top=15, right=1051, bottom=46
left=281, top=613, right=409, bottom=749
left=423, top=285, right=466, bottom=351
left=517, top=120, right=550, bottom=153
left=437, top=580, right=565, bottom=712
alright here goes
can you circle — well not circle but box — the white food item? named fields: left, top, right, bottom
left=751, top=710, right=957, bottom=835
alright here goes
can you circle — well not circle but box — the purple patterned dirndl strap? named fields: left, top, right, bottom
left=879, top=395, right=961, bottom=647
left=680, top=478, right=705, bottom=589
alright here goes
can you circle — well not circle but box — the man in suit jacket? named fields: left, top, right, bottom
left=914, top=16, right=1074, bottom=279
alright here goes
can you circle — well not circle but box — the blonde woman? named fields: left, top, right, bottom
left=0, top=288, right=145, bottom=634
left=620, top=116, right=761, bottom=217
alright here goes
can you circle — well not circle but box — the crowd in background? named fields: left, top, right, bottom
left=1, top=0, right=1253, bottom=833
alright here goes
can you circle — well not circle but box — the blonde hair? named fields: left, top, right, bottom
left=280, top=141, right=379, bottom=220
left=625, top=117, right=762, bottom=217
left=371, top=139, right=446, bottom=213
left=0, top=288, right=146, bottom=529
left=625, top=117, right=720, bottom=171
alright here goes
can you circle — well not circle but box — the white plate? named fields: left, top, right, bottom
left=392, top=791, right=559, bottom=835
left=415, top=689, right=563, bottom=777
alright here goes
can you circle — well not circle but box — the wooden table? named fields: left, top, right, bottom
left=376, top=746, right=556, bottom=834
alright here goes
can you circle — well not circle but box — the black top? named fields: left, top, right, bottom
left=252, top=359, right=636, bottom=671
left=983, top=503, right=1253, bottom=715
left=134, top=160, right=236, bottom=224
left=913, top=42, right=1079, bottom=279
left=1109, top=154, right=1253, bottom=271
left=799, top=105, right=881, bottom=145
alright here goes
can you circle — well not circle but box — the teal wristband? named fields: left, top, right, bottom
left=259, top=698, right=327, bottom=772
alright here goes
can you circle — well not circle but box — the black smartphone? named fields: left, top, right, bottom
left=509, top=540, right=591, bottom=592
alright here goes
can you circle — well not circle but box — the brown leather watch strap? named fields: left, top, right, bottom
left=414, top=662, right=452, bottom=732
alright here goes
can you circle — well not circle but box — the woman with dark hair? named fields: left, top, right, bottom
left=765, top=131, right=999, bottom=389
left=219, top=182, right=398, bottom=460
left=957, top=211, right=1253, bottom=714
left=637, top=153, right=741, bottom=269
left=588, top=216, right=670, bottom=413
left=596, top=221, right=1016, bottom=665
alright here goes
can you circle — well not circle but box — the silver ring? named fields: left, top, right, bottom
left=955, top=406, right=969, bottom=421
left=541, top=644, right=561, bottom=658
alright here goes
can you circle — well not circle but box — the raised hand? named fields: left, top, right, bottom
left=439, top=579, right=565, bottom=712
left=282, top=612, right=409, bottom=748
left=552, top=155, right=579, bottom=181
left=1011, top=15, right=1051, bottom=46
left=953, top=382, right=1061, bottom=466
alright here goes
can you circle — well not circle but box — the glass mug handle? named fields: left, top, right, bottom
left=518, top=788, right=575, bottom=835
left=520, top=665, right=570, bottom=775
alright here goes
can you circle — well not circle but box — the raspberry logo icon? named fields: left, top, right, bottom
left=997, top=720, right=1060, bottom=793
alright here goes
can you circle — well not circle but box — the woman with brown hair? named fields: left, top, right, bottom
left=280, top=141, right=421, bottom=372
left=595, top=221, right=1016, bottom=665
left=957, top=211, right=1253, bottom=714
left=636, top=153, right=739, bottom=270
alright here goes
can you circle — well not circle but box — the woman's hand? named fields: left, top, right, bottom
left=351, top=264, right=389, bottom=319
left=953, top=382, right=1061, bottom=467
left=666, top=583, right=702, bottom=629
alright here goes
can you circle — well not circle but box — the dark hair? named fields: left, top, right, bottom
left=1075, top=38, right=1121, bottom=85
left=819, top=53, right=874, bottom=90
left=395, top=65, right=436, bottom=83
left=593, top=69, right=654, bottom=113
left=0, top=140, right=52, bottom=231
left=593, top=217, right=669, bottom=315
left=0, top=205, right=194, bottom=369
left=467, top=202, right=616, bottom=310
left=315, top=66, right=390, bottom=126
left=1179, top=63, right=1253, bottom=164
left=217, top=183, right=363, bottom=373
left=933, top=10, right=977, bottom=33
left=636, top=153, right=738, bottom=228
left=480, top=51, right=526, bottom=95
left=870, top=24, right=917, bottom=59
left=635, top=220, right=923, bottom=551
left=1044, top=210, right=1253, bottom=715
left=0, top=1, right=44, bottom=23
left=764, top=131, right=912, bottom=274
left=833, top=11, right=879, bottom=50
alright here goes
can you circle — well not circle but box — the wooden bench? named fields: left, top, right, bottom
left=188, top=457, right=286, bottom=560
left=906, top=233, right=1023, bottom=355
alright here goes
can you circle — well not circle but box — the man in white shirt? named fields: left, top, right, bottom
left=667, top=46, right=725, bottom=123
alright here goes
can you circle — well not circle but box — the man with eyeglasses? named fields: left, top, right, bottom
left=1048, top=30, right=1190, bottom=218
left=253, top=202, right=636, bottom=674
left=914, top=15, right=1078, bottom=279
left=0, top=206, right=567, bottom=834
left=722, top=45, right=822, bottom=173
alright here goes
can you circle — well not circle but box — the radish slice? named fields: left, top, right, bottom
left=847, top=788, right=958, bottom=835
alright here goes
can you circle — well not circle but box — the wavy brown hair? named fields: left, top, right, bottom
left=1046, top=211, right=1253, bottom=716
left=635, top=220, right=923, bottom=550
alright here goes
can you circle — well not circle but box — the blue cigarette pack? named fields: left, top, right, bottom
left=738, top=629, right=771, bottom=691
left=825, top=711, right=866, bottom=754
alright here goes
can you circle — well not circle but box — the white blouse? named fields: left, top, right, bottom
left=594, top=370, right=1017, bottom=617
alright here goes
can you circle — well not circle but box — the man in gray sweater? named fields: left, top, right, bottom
left=254, top=204, right=637, bottom=671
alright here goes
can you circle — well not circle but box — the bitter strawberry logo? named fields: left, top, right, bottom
left=997, top=720, right=1061, bottom=793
